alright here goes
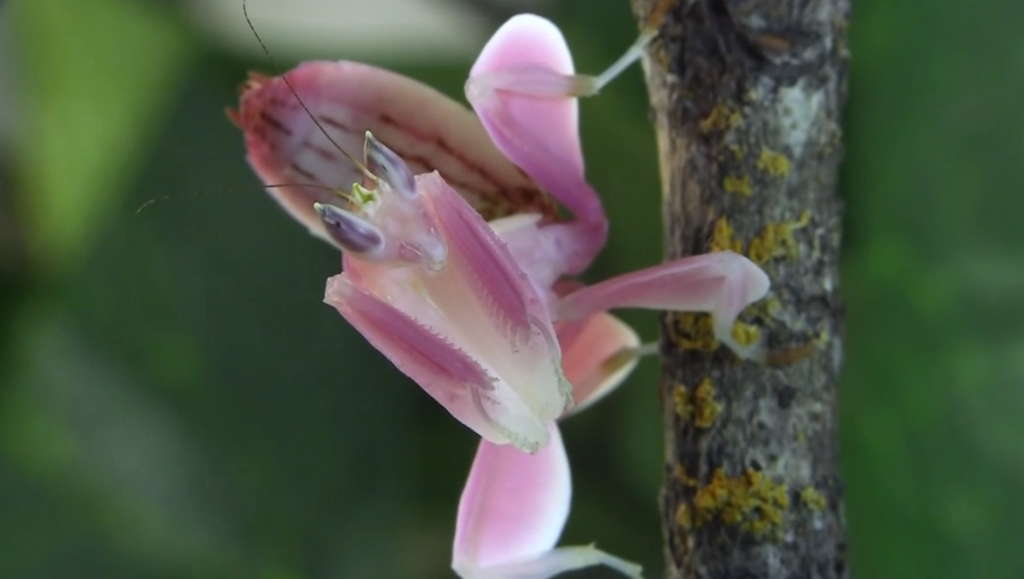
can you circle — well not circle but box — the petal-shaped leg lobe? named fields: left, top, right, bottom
left=556, top=252, right=771, bottom=360
left=336, top=173, right=575, bottom=451
left=468, top=14, right=583, bottom=180
left=558, top=313, right=642, bottom=415
left=453, top=423, right=644, bottom=579
left=453, top=423, right=571, bottom=571
left=467, top=14, right=607, bottom=263
left=465, top=15, right=655, bottom=228
left=324, top=273, right=550, bottom=450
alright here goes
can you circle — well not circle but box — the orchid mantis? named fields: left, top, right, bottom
left=231, top=11, right=771, bottom=579
left=230, top=14, right=769, bottom=452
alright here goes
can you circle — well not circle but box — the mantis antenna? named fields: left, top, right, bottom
left=241, top=0, right=380, bottom=186
left=135, top=182, right=354, bottom=215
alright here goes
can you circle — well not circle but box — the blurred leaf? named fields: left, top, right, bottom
left=0, top=304, right=240, bottom=579
left=9, top=0, right=194, bottom=274
left=841, top=1, right=1024, bottom=578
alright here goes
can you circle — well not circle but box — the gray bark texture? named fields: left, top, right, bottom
left=627, top=1, right=851, bottom=578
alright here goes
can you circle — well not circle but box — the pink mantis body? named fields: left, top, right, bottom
left=231, top=12, right=770, bottom=579
left=229, top=14, right=768, bottom=452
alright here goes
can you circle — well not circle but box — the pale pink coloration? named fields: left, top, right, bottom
left=453, top=423, right=643, bottom=579
left=318, top=148, right=656, bottom=453
left=557, top=312, right=641, bottom=413
left=465, top=14, right=770, bottom=360
left=309, top=132, right=449, bottom=269
left=229, top=13, right=770, bottom=579
left=465, top=14, right=655, bottom=277
left=466, top=15, right=606, bottom=275
left=231, top=12, right=771, bottom=452
left=490, top=208, right=770, bottom=361
left=557, top=252, right=771, bottom=360
left=466, top=16, right=589, bottom=219
left=227, top=62, right=558, bottom=247
left=324, top=171, right=573, bottom=453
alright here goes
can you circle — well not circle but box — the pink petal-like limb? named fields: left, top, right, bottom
left=467, top=15, right=583, bottom=204
left=466, top=14, right=605, bottom=274
left=453, top=423, right=643, bottom=579
left=328, top=172, right=574, bottom=452
left=556, top=252, right=772, bottom=361
left=466, top=15, right=654, bottom=273
left=558, top=313, right=643, bottom=415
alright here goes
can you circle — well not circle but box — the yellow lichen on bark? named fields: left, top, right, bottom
left=800, top=486, right=828, bottom=511
left=699, top=103, right=742, bottom=134
left=670, top=311, right=764, bottom=357
left=670, top=313, right=718, bottom=352
left=723, top=174, right=753, bottom=196
left=756, top=147, right=791, bottom=177
left=710, top=216, right=742, bottom=253
left=748, top=211, right=811, bottom=264
left=676, top=503, right=693, bottom=529
left=674, top=464, right=700, bottom=488
left=691, top=468, right=791, bottom=537
left=673, top=378, right=722, bottom=428
left=692, top=378, right=722, bottom=428
left=731, top=322, right=761, bottom=349
left=673, top=384, right=693, bottom=420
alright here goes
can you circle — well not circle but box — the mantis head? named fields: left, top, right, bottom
left=314, top=131, right=447, bottom=270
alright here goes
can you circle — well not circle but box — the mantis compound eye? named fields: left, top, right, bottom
left=314, top=202, right=386, bottom=257
left=364, top=131, right=417, bottom=199
left=315, top=180, right=447, bottom=271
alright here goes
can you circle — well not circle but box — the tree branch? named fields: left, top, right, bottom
left=628, top=0, right=851, bottom=577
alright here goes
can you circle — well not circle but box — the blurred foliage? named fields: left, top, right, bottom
left=9, top=0, right=195, bottom=274
left=840, top=2, right=1024, bottom=578
left=0, top=0, right=1021, bottom=578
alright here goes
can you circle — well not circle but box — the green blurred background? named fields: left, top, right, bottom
left=1, top=0, right=1022, bottom=578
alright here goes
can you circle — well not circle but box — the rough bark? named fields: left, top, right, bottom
left=627, top=1, right=850, bottom=578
